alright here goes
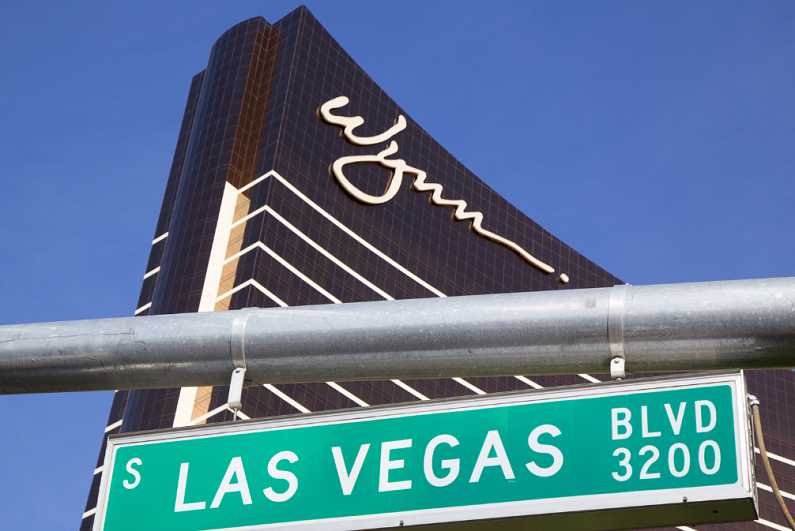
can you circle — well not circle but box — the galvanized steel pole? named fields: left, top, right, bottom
left=1, top=277, right=794, bottom=394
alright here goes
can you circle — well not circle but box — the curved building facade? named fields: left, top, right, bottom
left=80, top=7, right=794, bottom=531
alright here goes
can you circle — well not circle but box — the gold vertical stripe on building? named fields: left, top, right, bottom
left=227, top=26, right=282, bottom=190
left=215, top=25, right=281, bottom=310
left=215, top=191, right=252, bottom=311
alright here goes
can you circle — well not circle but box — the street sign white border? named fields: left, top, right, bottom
left=94, top=371, right=756, bottom=531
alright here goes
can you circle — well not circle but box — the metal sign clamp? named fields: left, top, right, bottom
left=609, top=284, right=629, bottom=380
left=228, top=308, right=255, bottom=418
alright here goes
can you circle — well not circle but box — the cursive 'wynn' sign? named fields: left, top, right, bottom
left=318, top=96, right=559, bottom=277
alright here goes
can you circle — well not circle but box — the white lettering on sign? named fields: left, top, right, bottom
left=263, top=451, right=299, bottom=502
left=664, top=402, right=686, bottom=435
left=332, top=444, right=370, bottom=495
left=173, top=454, right=300, bottom=513
left=696, top=400, right=717, bottom=433
left=175, top=463, right=206, bottom=512
left=424, top=435, right=460, bottom=487
left=699, top=440, right=721, bottom=475
left=123, top=458, right=141, bottom=489
left=159, top=404, right=728, bottom=514
left=211, top=457, right=252, bottom=508
left=668, top=443, right=691, bottom=477
left=641, top=406, right=661, bottom=437
left=610, top=401, right=723, bottom=482
left=612, top=408, right=632, bottom=440
left=318, top=96, right=558, bottom=277
left=612, top=448, right=632, bottom=481
left=379, top=440, right=413, bottom=492
left=638, top=445, right=661, bottom=479
left=470, top=430, right=515, bottom=482
left=526, top=425, right=564, bottom=477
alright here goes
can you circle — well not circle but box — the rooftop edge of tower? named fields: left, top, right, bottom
left=209, top=16, right=270, bottom=56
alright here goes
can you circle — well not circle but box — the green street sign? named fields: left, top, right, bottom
left=94, top=372, right=756, bottom=531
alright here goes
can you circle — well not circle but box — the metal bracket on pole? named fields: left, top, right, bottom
left=227, top=308, right=254, bottom=417
left=610, top=357, right=625, bottom=380
left=609, top=284, right=629, bottom=380
left=228, top=368, right=246, bottom=412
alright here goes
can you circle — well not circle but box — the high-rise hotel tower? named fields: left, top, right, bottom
left=80, top=7, right=795, bottom=531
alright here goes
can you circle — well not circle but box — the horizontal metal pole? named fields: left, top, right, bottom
left=0, top=277, right=794, bottom=394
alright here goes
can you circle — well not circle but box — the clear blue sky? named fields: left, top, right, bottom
left=1, top=1, right=793, bottom=528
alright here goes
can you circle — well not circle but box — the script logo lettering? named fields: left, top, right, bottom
left=319, top=96, right=557, bottom=276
